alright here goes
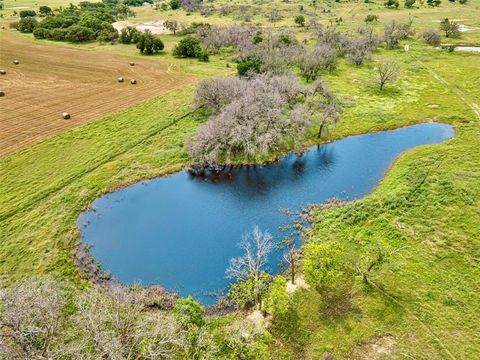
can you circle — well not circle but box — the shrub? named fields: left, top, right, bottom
left=384, top=0, right=400, bottom=7
left=302, top=241, right=344, bottom=291
left=33, top=27, right=50, bottom=39
left=421, top=29, right=441, bottom=46
left=19, top=10, right=36, bottom=18
left=405, top=0, right=416, bottom=7
left=17, top=16, right=37, bottom=33
left=50, top=28, right=69, bottom=41
left=294, top=15, right=306, bottom=27
left=169, top=0, right=180, bottom=9
left=136, top=30, right=164, bottom=54
left=173, top=297, right=204, bottom=328
left=364, top=14, right=379, bottom=23
left=427, top=0, right=441, bottom=5
left=237, top=57, right=261, bottom=76
left=173, top=35, right=202, bottom=58
left=66, top=25, right=96, bottom=42
left=9, top=21, right=19, bottom=30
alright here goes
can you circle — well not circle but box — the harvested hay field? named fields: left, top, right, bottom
left=0, top=33, right=195, bottom=157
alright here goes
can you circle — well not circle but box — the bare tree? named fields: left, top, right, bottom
left=374, top=58, right=400, bottom=90
left=72, top=284, right=184, bottom=359
left=298, top=45, right=337, bottom=81
left=0, top=278, right=66, bottom=359
left=188, top=73, right=314, bottom=165
left=421, top=29, right=441, bottom=46
left=384, top=19, right=415, bottom=49
left=310, top=80, right=343, bottom=138
left=227, top=226, right=274, bottom=282
left=164, top=20, right=180, bottom=35
left=226, top=226, right=274, bottom=309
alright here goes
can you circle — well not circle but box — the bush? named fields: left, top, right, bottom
left=384, top=0, right=400, bottom=7
left=19, top=10, right=36, bottom=18
left=405, top=0, right=416, bottom=7
left=9, top=21, right=19, bottom=30
left=427, top=0, right=441, bottom=5
left=33, top=27, right=50, bottom=39
left=136, top=30, right=164, bottom=54
left=421, top=29, right=441, bottom=46
left=169, top=0, right=180, bottom=9
left=294, top=15, right=305, bottom=27
left=237, top=57, right=261, bottom=76
left=17, top=16, right=37, bottom=33
left=50, top=28, right=69, bottom=41
left=66, top=25, right=96, bottom=42
left=96, top=28, right=118, bottom=43
left=172, top=35, right=202, bottom=58
left=364, top=14, right=379, bottom=23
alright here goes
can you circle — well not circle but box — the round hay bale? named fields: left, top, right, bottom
left=118, top=77, right=124, bottom=83
left=130, top=79, right=137, bottom=85
left=0, top=91, right=5, bottom=97
left=129, top=61, right=135, bottom=66
left=13, top=60, right=19, bottom=65
left=0, top=70, right=6, bottom=75
left=62, top=112, right=71, bottom=120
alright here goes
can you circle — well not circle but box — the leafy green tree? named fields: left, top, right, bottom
left=169, top=0, right=180, bottom=10
left=263, top=276, right=289, bottom=317
left=19, top=10, right=37, bottom=18
left=173, top=297, right=205, bottom=329
left=294, top=15, right=305, bottom=27
left=33, top=27, right=50, bottom=39
left=39, top=6, right=52, bottom=16
left=136, top=30, right=165, bottom=54
left=65, top=25, right=95, bottom=42
left=17, top=16, right=37, bottom=33
left=119, top=26, right=140, bottom=44
left=172, top=35, right=202, bottom=58
left=405, top=0, right=416, bottom=7
left=384, top=0, right=399, bottom=7
left=237, top=57, right=261, bottom=76
left=228, top=273, right=271, bottom=310
left=173, top=297, right=209, bottom=359
left=302, top=241, right=344, bottom=291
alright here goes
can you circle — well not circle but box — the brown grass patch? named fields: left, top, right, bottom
left=0, top=32, right=195, bottom=157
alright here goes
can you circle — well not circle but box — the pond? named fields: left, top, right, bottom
left=78, top=123, right=454, bottom=304
left=453, top=46, right=480, bottom=52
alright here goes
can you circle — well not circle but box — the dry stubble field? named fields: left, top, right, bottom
left=0, top=31, right=195, bottom=157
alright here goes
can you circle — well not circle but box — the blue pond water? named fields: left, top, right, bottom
left=78, top=123, right=454, bottom=304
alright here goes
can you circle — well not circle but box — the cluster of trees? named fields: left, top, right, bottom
left=0, top=279, right=269, bottom=359
left=18, top=1, right=132, bottom=43
left=187, top=73, right=342, bottom=165
left=119, top=27, right=164, bottom=54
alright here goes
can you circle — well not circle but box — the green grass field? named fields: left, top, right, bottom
left=1, top=0, right=479, bottom=357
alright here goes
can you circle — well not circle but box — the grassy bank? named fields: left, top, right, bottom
left=269, top=52, right=480, bottom=359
